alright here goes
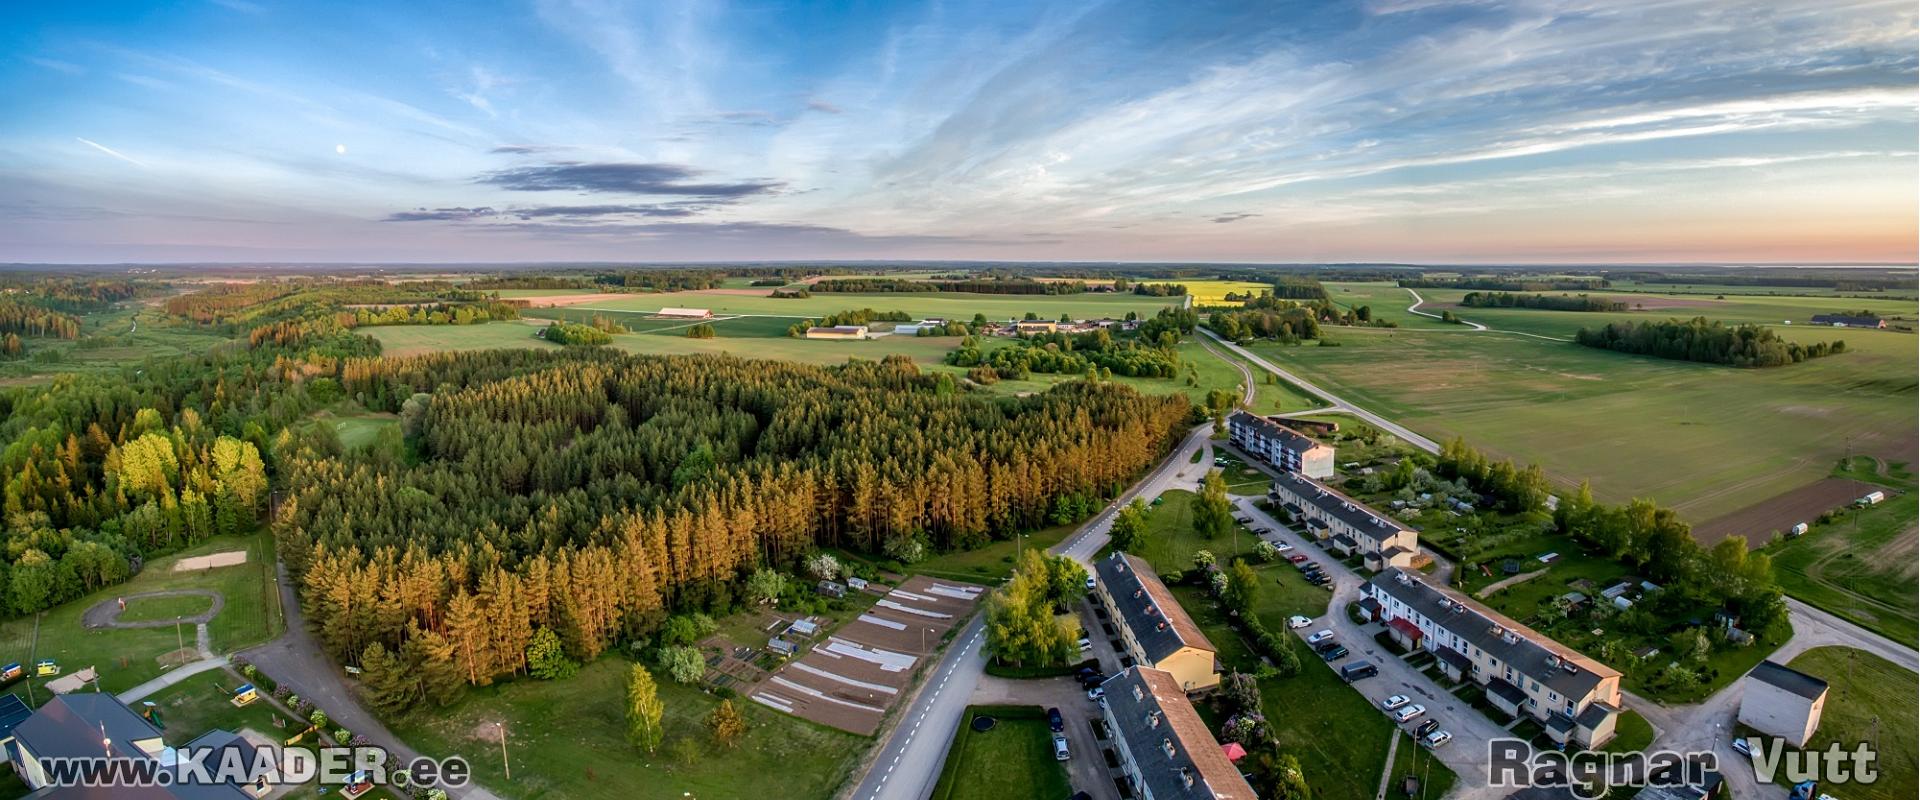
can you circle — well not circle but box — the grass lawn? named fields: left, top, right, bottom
left=909, top=524, right=1078, bottom=583
left=1387, top=729, right=1459, bottom=800
left=1216, top=455, right=1275, bottom=497
left=1766, top=458, right=1918, bottom=647
left=145, top=667, right=298, bottom=746
left=1130, top=490, right=1259, bottom=574
left=1598, top=709, right=1654, bottom=754
left=369, top=321, right=558, bottom=357
left=1245, top=562, right=1335, bottom=630
left=388, top=657, right=867, bottom=800
left=1245, top=316, right=1915, bottom=524
left=119, top=594, right=216, bottom=623
left=929, top=706, right=1070, bottom=800
left=1783, top=646, right=1916, bottom=800
left=0, top=533, right=282, bottom=697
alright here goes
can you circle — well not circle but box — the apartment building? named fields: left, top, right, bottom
left=1099, top=667, right=1258, bottom=800
left=1267, top=473, right=1420, bottom=570
left=1364, top=568, right=1625, bottom=748
left=1226, top=411, right=1335, bottom=479
left=1092, top=553, right=1220, bottom=692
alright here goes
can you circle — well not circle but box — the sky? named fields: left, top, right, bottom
left=0, top=0, right=1915, bottom=265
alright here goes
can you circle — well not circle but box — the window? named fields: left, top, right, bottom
left=1527, top=698, right=1537, bottom=709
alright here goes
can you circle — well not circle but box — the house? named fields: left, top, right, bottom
left=1092, top=553, right=1220, bottom=692
left=1098, top=667, right=1258, bottom=800
left=1808, top=314, right=1884, bottom=329
left=656, top=307, right=713, bottom=320
left=1226, top=411, right=1336, bottom=479
left=1363, top=569, right=1626, bottom=748
left=804, top=325, right=869, bottom=340
left=816, top=580, right=847, bottom=598
left=11, top=693, right=258, bottom=797
left=1268, top=474, right=1420, bottom=570
left=1013, top=320, right=1058, bottom=334
left=1737, top=661, right=1829, bottom=747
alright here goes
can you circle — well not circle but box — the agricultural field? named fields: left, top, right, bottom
left=1407, top=286, right=1914, bottom=340
left=1783, top=646, right=1916, bottom=800
left=541, top=288, right=1179, bottom=321
left=369, top=320, right=559, bottom=357
left=1182, top=279, right=1277, bottom=306
left=1767, top=457, right=1918, bottom=646
left=388, top=656, right=867, bottom=800
left=1245, top=322, right=1915, bottom=525
left=0, top=533, right=281, bottom=696
left=1603, top=279, right=1917, bottom=301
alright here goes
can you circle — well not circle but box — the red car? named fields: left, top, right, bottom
left=1287, top=554, right=1309, bottom=564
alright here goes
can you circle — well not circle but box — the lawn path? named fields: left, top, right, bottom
left=1374, top=731, right=1400, bottom=800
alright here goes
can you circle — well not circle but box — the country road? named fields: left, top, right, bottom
left=1403, top=288, right=1572, bottom=342
left=1200, top=328, right=1441, bottom=454
left=847, top=423, right=1214, bottom=800
left=1194, top=332, right=1259, bottom=406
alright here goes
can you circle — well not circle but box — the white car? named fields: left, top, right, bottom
left=1286, top=615, right=1313, bottom=629
left=1053, top=734, right=1070, bottom=761
left=1380, top=695, right=1410, bottom=711
left=1421, top=730, right=1452, bottom=749
left=1085, top=576, right=1097, bottom=590
left=1077, top=637, right=1093, bottom=652
left=1275, top=543, right=1294, bottom=552
left=1393, top=704, right=1426, bottom=723
left=1086, top=686, right=1105, bottom=701
left=1306, top=629, right=1335, bottom=645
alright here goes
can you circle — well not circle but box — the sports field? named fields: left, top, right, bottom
left=1245, top=321, right=1916, bottom=523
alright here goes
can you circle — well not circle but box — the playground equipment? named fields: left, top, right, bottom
left=0, top=663, right=21, bottom=683
left=141, top=701, right=165, bottom=729
left=231, top=683, right=258, bottom=707
left=34, top=660, right=59, bottom=677
left=340, top=770, right=376, bottom=799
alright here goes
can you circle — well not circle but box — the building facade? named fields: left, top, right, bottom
left=1364, top=569, right=1625, bottom=748
left=804, top=325, right=869, bottom=340
left=1737, top=661, right=1829, bottom=747
left=1099, top=667, right=1258, bottom=800
left=1092, top=553, right=1220, bottom=692
left=1267, top=473, right=1419, bottom=569
left=1226, top=411, right=1335, bottom=479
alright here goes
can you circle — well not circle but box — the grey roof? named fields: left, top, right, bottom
left=1094, top=553, right=1214, bottom=664
left=1577, top=702, right=1619, bottom=730
left=1271, top=473, right=1412, bottom=544
left=1228, top=411, right=1328, bottom=454
left=1544, top=713, right=1576, bottom=733
left=1747, top=661, right=1829, bottom=701
left=1434, top=646, right=1472, bottom=674
left=1809, top=314, right=1881, bottom=326
left=1331, top=534, right=1357, bottom=549
left=1487, top=678, right=1527, bottom=705
left=15, top=693, right=162, bottom=761
left=1367, top=570, right=1617, bottom=701
left=1100, top=667, right=1256, bottom=799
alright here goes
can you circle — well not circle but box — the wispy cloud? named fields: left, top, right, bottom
left=477, top=162, right=781, bottom=198
left=75, top=137, right=148, bottom=168
left=24, top=56, right=85, bottom=75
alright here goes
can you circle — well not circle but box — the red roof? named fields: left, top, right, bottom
left=1387, top=617, right=1424, bottom=641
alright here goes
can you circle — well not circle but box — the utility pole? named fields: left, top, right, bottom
left=497, top=721, right=510, bottom=780
left=175, top=616, right=185, bottom=655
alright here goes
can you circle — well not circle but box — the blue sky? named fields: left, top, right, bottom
left=1, top=0, right=1914, bottom=263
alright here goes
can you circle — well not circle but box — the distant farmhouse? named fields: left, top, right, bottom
left=655, top=307, right=714, bottom=320
left=1227, top=411, right=1336, bottom=479
left=1092, top=553, right=1220, bottom=692
left=804, top=325, right=869, bottom=340
left=1268, top=473, right=1420, bottom=570
left=1363, top=569, right=1626, bottom=748
left=1808, top=314, right=1884, bottom=329
left=1013, top=320, right=1059, bottom=335
left=1738, top=660, right=1829, bottom=747
left=1100, top=667, right=1258, bottom=799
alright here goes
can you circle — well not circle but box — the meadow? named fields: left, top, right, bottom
left=1783, top=646, right=1916, bottom=800
left=1767, top=457, right=1918, bottom=646
left=1246, top=320, right=1916, bottom=525
left=370, top=320, right=559, bottom=358
left=0, top=305, right=237, bottom=383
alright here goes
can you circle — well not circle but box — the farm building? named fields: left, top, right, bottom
left=1099, top=667, right=1258, bottom=800
left=1227, top=411, right=1336, bottom=479
left=1364, top=569, right=1626, bottom=748
left=1092, top=552, right=1221, bottom=692
left=655, top=307, right=713, bottom=320
left=1808, top=314, right=1884, bottom=328
left=1012, top=320, right=1059, bottom=334
left=1737, top=661, right=1829, bottom=747
left=804, top=325, right=869, bottom=340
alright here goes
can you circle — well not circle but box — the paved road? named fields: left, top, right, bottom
left=1201, top=328, right=1440, bottom=454
left=849, top=424, right=1213, bottom=800
left=120, top=656, right=230, bottom=703
left=241, top=563, right=503, bottom=800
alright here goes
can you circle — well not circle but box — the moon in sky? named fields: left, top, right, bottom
left=335, top=144, right=347, bottom=155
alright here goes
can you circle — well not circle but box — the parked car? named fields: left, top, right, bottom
left=1421, top=730, right=1452, bottom=749
left=1053, top=734, right=1071, bottom=760
left=1048, top=707, right=1064, bottom=733
left=1393, top=704, right=1427, bottom=723
left=1731, top=738, right=1752, bottom=757
left=1077, top=637, right=1093, bottom=652
left=1380, top=695, right=1411, bottom=711
left=1415, top=719, right=1440, bottom=737
left=1319, top=645, right=1349, bottom=661
left=1306, top=630, right=1335, bottom=645
left=1276, top=543, right=1294, bottom=552
left=1086, top=686, right=1105, bottom=701
left=1287, top=554, right=1309, bottom=564
left=1312, top=639, right=1343, bottom=654
left=1085, top=576, right=1097, bottom=590
left=1340, top=661, right=1379, bottom=682
left=1286, top=615, right=1312, bottom=629
left=1235, top=517, right=1252, bottom=525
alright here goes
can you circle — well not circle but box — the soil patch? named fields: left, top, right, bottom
left=1693, top=478, right=1886, bottom=547
left=174, top=550, right=248, bottom=571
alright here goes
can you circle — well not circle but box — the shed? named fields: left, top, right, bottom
left=787, top=618, right=820, bottom=637
left=767, top=638, right=798, bottom=657
left=847, top=576, right=870, bottom=591
left=816, top=580, right=847, bottom=598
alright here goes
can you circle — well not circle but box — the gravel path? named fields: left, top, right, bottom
left=83, top=589, right=224, bottom=629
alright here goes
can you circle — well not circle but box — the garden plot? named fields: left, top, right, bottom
left=749, top=575, right=983, bottom=734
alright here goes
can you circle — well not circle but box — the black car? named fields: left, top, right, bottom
left=1047, top=707, right=1064, bottom=732
left=1319, top=645, right=1349, bottom=661
left=1415, top=719, right=1440, bottom=737
left=1074, top=666, right=1097, bottom=681
left=1079, top=672, right=1108, bottom=687
left=1312, top=639, right=1342, bottom=654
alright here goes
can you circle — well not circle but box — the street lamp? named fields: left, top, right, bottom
left=497, top=722, right=510, bottom=780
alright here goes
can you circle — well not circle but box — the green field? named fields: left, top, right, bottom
left=0, top=533, right=281, bottom=696
left=929, top=706, right=1070, bottom=800
left=553, top=288, right=1179, bottom=320
left=119, top=594, right=215, bottom=623
left=388, top=657, right=866, bottom=800
left=1767, top=457, right=1918, bottom=646
left=146, top=667, right=298, bottom=745
left=1126, top=489, right=1260, bottom=574
left=1783, top=646, right=1916, bottom=800
left=0, top=305, right=238, bottom=381
left=1407, top=285, right=1914, bottom=340
left=1246, top=321, right=1915, bottom=524
left=370, top=321, right=559, bottom=357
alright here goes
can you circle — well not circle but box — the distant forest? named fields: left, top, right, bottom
left=1575, top=317, right=1846, bottom=367
left=1459, top=292, right=1625, bottom=312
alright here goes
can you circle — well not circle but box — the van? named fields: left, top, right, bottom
left=1340, top=661, right=1378, bottom=682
